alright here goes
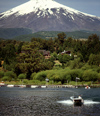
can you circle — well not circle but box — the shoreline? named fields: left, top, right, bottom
left=1, top=84, right=100, bottom=88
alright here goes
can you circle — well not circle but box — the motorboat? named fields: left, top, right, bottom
left=85, top=86, right=90, bottom=89
left=70, top=96, right=84, bottom=106
left=19, top=85, right=26, bottom=88
left=31, top=85, right=38, bottom=88
left=41, top=86, right=47, bottom=88
left=7, top=84, right=14, bottom=87
left=0, top=82, right=5, bottom=87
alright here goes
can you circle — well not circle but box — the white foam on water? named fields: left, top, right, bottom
left=84, top=100, right=100, bottom=105
left=57, top=100, right=100, bottom=106
left=57, top=100, right=73, bottom=105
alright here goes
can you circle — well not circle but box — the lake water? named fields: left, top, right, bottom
left=0, top=87, right=100, bottom=116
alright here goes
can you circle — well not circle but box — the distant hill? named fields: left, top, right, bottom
left=0, top=28, right=32, bottom=39
left=0, top=28, right=100, bottom=41
left=13, top=31, right=61, bottom=41
left=66, top=30, right=100, bottom=39
left=13, top=30, right=100, bottom=41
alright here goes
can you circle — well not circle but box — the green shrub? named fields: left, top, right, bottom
left=2, top=76, right=9, bottom=81
left=97, top=73, right=100, bottom=81
left=32, top=80, right=41, bottom=85
left=4, top=71, right=17, bottom=81
left=81, top=64, right=91, bottom=70
left=82, top=70, right=98, bottom=81
left=57, top=81, right=62, bottom=85
left=34, top=72, right=47, bottom=81
left=31, top=72, right=37, bottom=80
left=0, top=71, right=4, bottom=79
left=23, top=79, right=29, bottom=84
left=18, top=73, right=26, bottom=80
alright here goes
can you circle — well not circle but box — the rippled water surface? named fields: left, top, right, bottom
left=0, top=87, right=100, bottom=116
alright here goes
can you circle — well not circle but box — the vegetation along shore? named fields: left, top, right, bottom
left=0, top=32, right=100, bottom=86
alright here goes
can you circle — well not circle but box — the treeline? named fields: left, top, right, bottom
left=0, top=33, right=100, bottom=84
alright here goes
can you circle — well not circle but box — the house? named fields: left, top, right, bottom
left=39, top=50, right=51, bottom=59
left=21, top=49, right=51, bottom=59
left=61, top=50, right=71, bottom=56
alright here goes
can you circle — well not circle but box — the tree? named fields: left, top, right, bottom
left=74, top=40, right=82, bottom=52
left=17, top=42, right=24, bottom=54
left=63, top=54, right=70, bottom=63
left=4, top=56, right=10, bottom=65
left=58, top=53, right=70, bottom=64
left=47, top=38, right=55, bottom=52
left=80, top=43, right=88, bottom=62
left=88, top=54, right=100, bottom=66
left=0, top=60, right=1, bottom=67
left=70, top=58, right=83, bottom=69
left=58, top=54, right=63, bottom=63
left=57, top=32, right=66, bottom=45
left=65, top=37, right=73, bottom=48
left=51, top=52, right=57, bottom=60
left=87, top=34, right=100, bottom=54
left=88, top=34, right=99, bottom=45
left=15, top=42, right=53, bottom=79
left=5, top=44, right=16, bottom=58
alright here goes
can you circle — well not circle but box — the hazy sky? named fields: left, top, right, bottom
left=0, top=0, right=100, bottom=17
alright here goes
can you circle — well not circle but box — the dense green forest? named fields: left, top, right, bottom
left=0, top=32, right=100, bottom=85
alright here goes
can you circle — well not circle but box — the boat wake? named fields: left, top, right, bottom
left=57, top=100, right=73, bottom=105
left=57, top=100, right=100, bottom=106
left=84, top=100, right=100, bottom=105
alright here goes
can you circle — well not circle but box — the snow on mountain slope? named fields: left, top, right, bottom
left=0, top=0, right=100, bottom=32
left=0, top=0, right=98, bottom=18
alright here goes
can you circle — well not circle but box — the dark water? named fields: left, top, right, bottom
left=0, top=87, right=100, bottom=116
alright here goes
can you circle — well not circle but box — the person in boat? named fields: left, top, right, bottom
left=86, top=86, right=88, bottom=89
left=78, top=95, right=82, bottom=99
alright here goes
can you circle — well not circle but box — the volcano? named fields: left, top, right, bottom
left=0, top=0, right=100, bottom=32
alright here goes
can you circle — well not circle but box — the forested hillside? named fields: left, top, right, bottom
left=0, top=33, right=100, bottom=85
left=12, top=30, right=100, bottom=41
left=0, top=28, right=32, bottom=39
left=0, top=28, right=100, bottom=41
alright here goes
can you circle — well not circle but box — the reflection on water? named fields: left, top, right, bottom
left=0, top=87, right=100, bottom=116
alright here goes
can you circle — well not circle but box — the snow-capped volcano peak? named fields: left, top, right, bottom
left=0, top=0, right=94, bottom=18
left=0, top=0, right=100, bottom=32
